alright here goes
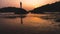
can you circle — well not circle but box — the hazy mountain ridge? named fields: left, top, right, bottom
left=30, top=1, right=60, bottom=14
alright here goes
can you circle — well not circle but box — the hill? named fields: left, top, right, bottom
left=30, top=1, right=60, bottom=14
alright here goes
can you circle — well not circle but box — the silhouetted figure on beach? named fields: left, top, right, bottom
left=15, top=2, right=28, bottom=24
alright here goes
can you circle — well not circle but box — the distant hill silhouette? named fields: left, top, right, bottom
left=30, top=1, right=60, bottom=14
left=0, top=7, right=17, bottom=12
left=15, top=8, right=28, bottom=14
left=0, top=7, right=28, bottom=14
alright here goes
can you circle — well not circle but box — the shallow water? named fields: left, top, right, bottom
left=0, top=13, right=60, bottom=34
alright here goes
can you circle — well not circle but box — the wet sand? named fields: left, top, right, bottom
left=0, top=14, right=60, bottom=34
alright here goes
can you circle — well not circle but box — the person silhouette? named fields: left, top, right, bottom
left=15, top=2, right=28, bottom=24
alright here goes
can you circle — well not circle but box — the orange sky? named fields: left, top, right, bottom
left=0, top=0, right=60, bottom=10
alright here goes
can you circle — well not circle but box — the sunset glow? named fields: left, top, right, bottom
left=0, top=0, right=60, bottom=10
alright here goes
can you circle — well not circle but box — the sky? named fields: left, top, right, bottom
left=0, top=0, right=60, bottom=10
